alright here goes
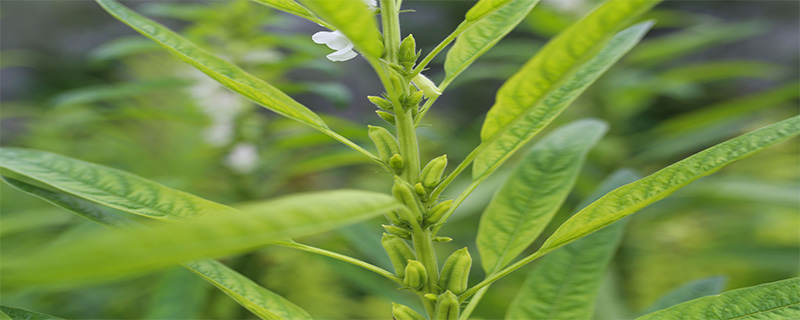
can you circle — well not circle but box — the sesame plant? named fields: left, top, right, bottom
left=1, top=0, right=799, bottom=319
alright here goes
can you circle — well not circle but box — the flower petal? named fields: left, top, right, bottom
left=327, top=48, right=358, bottom=62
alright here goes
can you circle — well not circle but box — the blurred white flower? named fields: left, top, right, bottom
left=312, top=30, right=358, bottom=62
left=362, top=0, right=378, bottom=10
left=225, top=143, right=259, bottom=174
left=185, top=69, right=248, bottom=146
left=546, top=0, right=586, bottom=13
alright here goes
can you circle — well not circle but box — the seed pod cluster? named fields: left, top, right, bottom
left=438, top=247, right=471, bottom=294
left=392, top=177, right=424, bottom=224
left=392, top=303, right=426, bottom=320
left=403, top=260, right=427, bottom=289
left=381, top=233, right=416, bottom=277
left=433, top=291, right=460, bottom=320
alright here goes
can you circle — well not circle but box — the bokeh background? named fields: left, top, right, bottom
left=1, top=0, right=798, bottom=319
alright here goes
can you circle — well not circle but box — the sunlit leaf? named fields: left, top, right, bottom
left=473, top=0, right=659, bottom=178
left=250, top=0, right=319, bottom=24
left=1, top=178, right=313, bottom=320
left=540, top=115, right=800, bottom=253
left=0, top=148, right=237, bottom=221
left=145, top=268, right=209, bottom=320
left=95, top=0, right=329, bottom=130
left=2, top=190, right=400, bottom=287
left=635, top=278, right=800, bottom=320
left=639, top=276, right=727, bottom=315
left=443, top=0, right=540, bottom=86
left=476, top=119, right=608, bottom=273
left=505, top=170, right=640, bottom=320
left=0, top=306, right=62, bottom=320
left=298, top=0, right=383, bottom=59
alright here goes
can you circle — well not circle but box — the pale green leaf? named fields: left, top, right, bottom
left=145, top=268, right=209, bottom=320
left=0, top=147, right=237, bottom=221
left=505, top=169, right=639, bottom=320
left=443, top=0, right=540, bottom=85
left=298, top=0, right=383, bottom=59
left=476, top=119, right=608, bottom=273
left=95, top=0, right=329, bottom=130
left=0, top=310, right=9, bottom=320
left=640, top=276, right=727, bottom=315
left=1, top=177, right=313, bottom=320
left=540, top=115, right=800, bottom=253
left=473, top=0, right=659, bottom=178
left=2, top=190, right=400, bottom=287
left=0, top=306, right=62, bottom=320
left=635, top=278, right=800, bottom=320
left=250, top=0, right=319, bottom=23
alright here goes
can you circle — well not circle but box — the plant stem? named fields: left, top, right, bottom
left=274, top=241, right=404, bottom=285
left=459, top=250, right=549, bottom=301
left=412, top=227, right=439, bottom=317
left=459, top=285, right=489, bottom=320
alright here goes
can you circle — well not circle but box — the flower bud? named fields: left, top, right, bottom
left=392, top=303, right=426, bottom=320
left=375, top=110, right=396, bottom=125
left=412, top=73, right=441, bottom=98
left=434, top=291, right=460, bottom=320
left=381, top=233, right=416, bottom=277
left=383, top=224, right=411, bottom=239
left=384, top=210, right=406, bottom=227
left=423, top=293, right=438, bottom=303
left=398, top=34, right=419, bottom=71
left=426, top=199, right=452, bottom=226
left=392, top=176, right=424, bottom=223
left=368, top=95, right=393, bottom=110
left=389, top=154, right=404, bottom=175
left=438, top=248, right=471, bottom=294
left=414, top=182, right=427, bottom=199
left=390, top=72, right=406, bottom=93
left=407, top=90, right=425, bottom=107
left=419, top=155, right=447, bottom=189
left=403, top=260, right=427, bottom=289
left=367, top=125, right=400, bottom=163
left=433, top=236, right=453, bottom=242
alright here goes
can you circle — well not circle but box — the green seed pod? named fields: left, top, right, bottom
left=438, top=248, right=471, bottom=294
left=419, top=155, right=447, bottom=189
left=434, top=291, right=460, bottom=320
left=384, top=210, right=406, bottom=227
left=407, top=90, right=425, bottom=107
left=424, top=293, right=438, bottom=303
left=368, top=126, right=400, bottom=163
left=389, top=154, right=404, bottom=175
left=398, top=34, right=418, bottom=71
left=367, top=95, right=393, bottom=110
left=403, top=260, right=427, bottom=289
left=381, top=233, right=416, bottom=277
left=390, top=72, right=406, bottom=93
left=392, top=177, right=424, bottom=223
left=426, top=199, right=453, bottom=226
left=375, top=110, right=396, bottom=125
left=414, top=182, right=427, bottom=199
left=382, top=224, right=411, bottom=239
left=412, top=73, right=441, bottom=98
left=433, top=236, right=453, bottom=242
left=392, top=303, right=426, bottom=320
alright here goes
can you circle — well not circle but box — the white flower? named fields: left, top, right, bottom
left=225, top=143, right=259, bottom=174
left=362, top=0, right=377, bottom=10
left=312, top=30, right=358, bottom=62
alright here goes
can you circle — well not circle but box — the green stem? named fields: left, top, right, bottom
left=274, top=241, right=403, bottom=285
left=459, top=286, right=489, bottom=320
left=380, top=0, right=401, bottom=64
left=412, top=227, right=439, bottom=317
left=459, top=250, right=549, bottom=301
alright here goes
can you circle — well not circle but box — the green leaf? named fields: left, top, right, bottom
left=1, top=177, right=313, bottom=320
left=2, top=190, right=400, bottom=287
left=95, top=0, right=329, bottom=130
left=0, top=147, right=237, bottom=221
left=476, top=119, right=608, bottom=273
left=635, top=278, right=800, bottom=320
left=443, top=0, right=540, bottom=86
left=0, top=306, right=62, bottom=320
left=185, top=260, right=313, bottom=320
left=505, top=169, right=639, bottom=320
left=473, top=0, right=659, bottom=178
left=145, top=268, right=209, bottom=320
left=250, top=0, right=319, bottom=23
left=298, top=0, right=383, bottom=59
left=540, top=115, right=800, bottom=253
left=639, top=276, right=727, bottom=315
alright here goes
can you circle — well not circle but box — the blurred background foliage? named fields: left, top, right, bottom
left=1, top=0, right=798, bottom=319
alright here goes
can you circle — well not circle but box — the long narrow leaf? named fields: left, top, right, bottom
left=298, top=0, right=383, bottom=59
left=635, top=277, right=800, bottom=320
left=0, top=306, right=62, bottom=320
left=443, top=0, right=540, bottom=86
left=473, top=0, right=659, bottom=178
left=639, top=276, right=727, bottom=315
left=2, top=190, right=400, bottom=287
left=250, top=0, right=319, bottom=24
left=1, top=178, right=312, bottom=320
left=95, top=0, right=329, bottom=130
left=476, top=119, right=608, bottom=273
left=0, top=147, right=237, bottom=221
left=505, top=170, right=640, bottom=320
left=540, top=115, right=800, bottom=253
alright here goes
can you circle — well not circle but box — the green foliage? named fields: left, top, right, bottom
left=636, top=278, right=800, bottom=320
left=0, top=306, right=62, bottom=320
left=639, top=276, right=727, bottom=315
left=298, top=0, right=383, bottom=59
